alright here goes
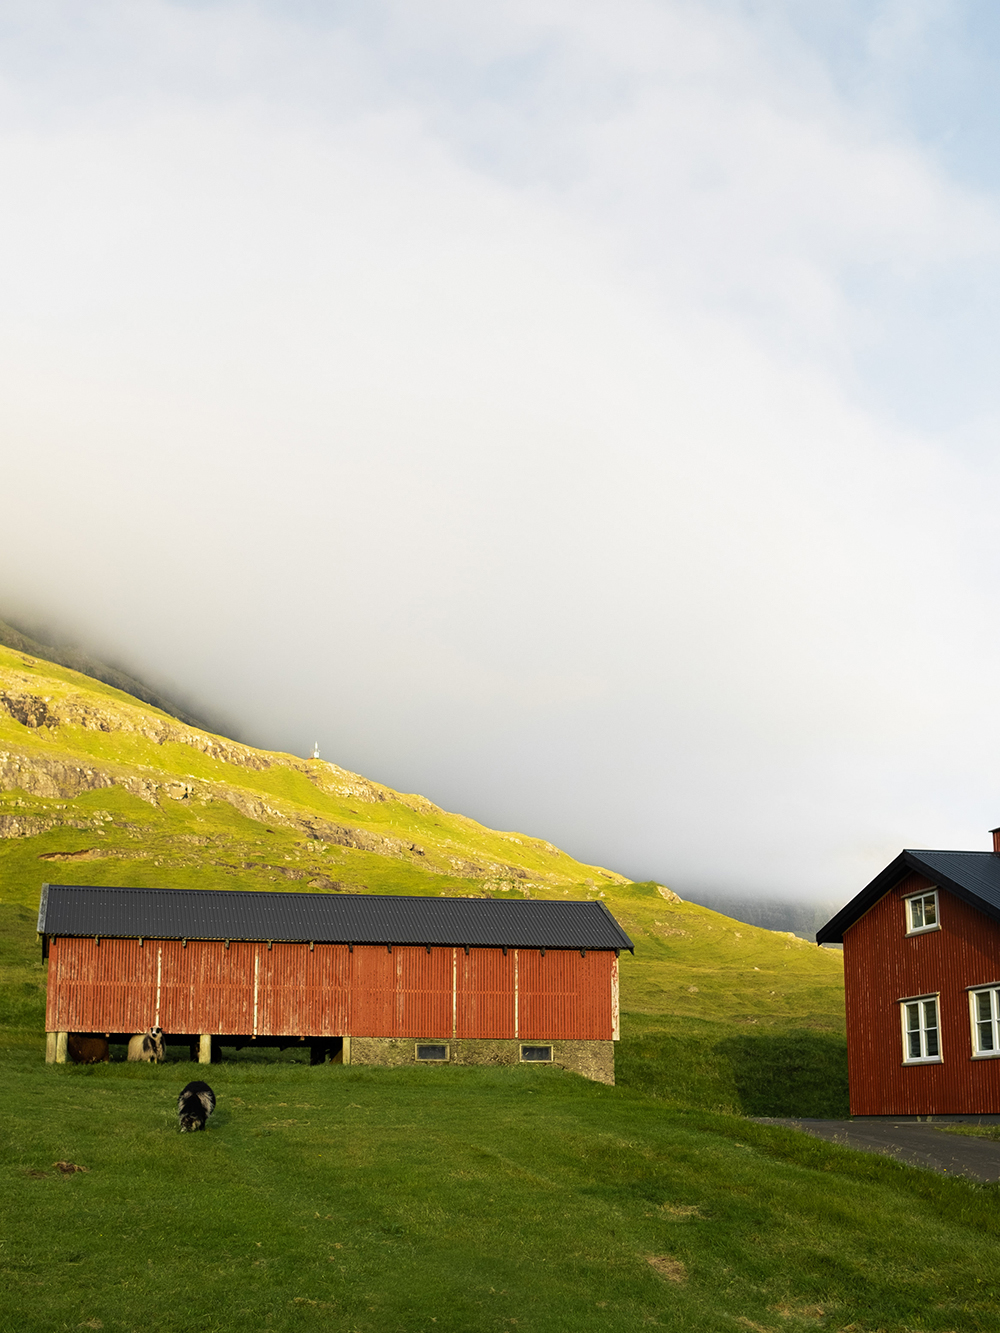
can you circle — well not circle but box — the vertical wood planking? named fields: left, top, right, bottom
left=518, top=950, right=614, bottom=1039
left=456, top=949, right=516, bottom=1037
left=44, top=937, right=618, bottom=1043
left=845, top=872, right=1000, bottom=1114
left=348, top=946, right=452, bottom=1037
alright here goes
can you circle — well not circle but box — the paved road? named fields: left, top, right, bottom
left=757, top=1117, right=1000, bottom=1181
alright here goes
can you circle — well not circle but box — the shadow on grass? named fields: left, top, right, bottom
left=715, top=1029, right=849, bottom=1118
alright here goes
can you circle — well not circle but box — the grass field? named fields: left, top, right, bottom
left=3, top=1043, right=1000, bottom=1333
left=3, top=923, right=999, bottom=1333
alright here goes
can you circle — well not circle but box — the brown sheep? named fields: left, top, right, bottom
left=67, top=1035, right=110, bottom=1064
left=127, top=1026, right=165, bottom=1062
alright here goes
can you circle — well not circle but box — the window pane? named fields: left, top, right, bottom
left=978, top=1022, right=994, bottom=1052
left=908, top=1030, right=922, bottom=1058
left=521, top=1046, right=552, bottom=1061
left=977, top=991, right=992, bottom=1022
left=923, top=1001, right=938, bottom=1057
left=906, top=1003, right=920, bottom=1031
left=910, top=899, right=924, bottom=929
left=923, top=896, right=937, bottom=926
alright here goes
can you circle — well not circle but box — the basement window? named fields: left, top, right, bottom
left=415, top=1044, right=448, bottom=1062
left=900, top=995, right=941, bottom=1063
left=520, top=1045, right=553, bottom=1062
left=905, top=890, right=939, bottom=935
left=969, top=987, right=1000, bottom=1058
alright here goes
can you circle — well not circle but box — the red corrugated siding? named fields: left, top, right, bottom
left=45, top=938, right=617, bottom=1041
left=349, top=946, right=452, bottom=1038
left=845, top=873, right=1000, bottom=1114
left=47, top=938, right=158, bottom=1034
left=457, top=949, right=516, bottom=1037
left=517, top=949, right=613, bottom=1040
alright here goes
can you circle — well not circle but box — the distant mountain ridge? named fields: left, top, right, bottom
left=0, top=615, right=216, bottom=732
left=682, top=891, right=842, bottom=942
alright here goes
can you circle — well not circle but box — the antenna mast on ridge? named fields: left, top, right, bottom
left=310, top=740, right=320, bottom=760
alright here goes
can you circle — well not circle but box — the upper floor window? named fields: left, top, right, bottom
left=970, top=987, right=1000, bottom=1058
left=901, top=996, right=941, bottom=1063
left=905, top=890, right=939, bottom=935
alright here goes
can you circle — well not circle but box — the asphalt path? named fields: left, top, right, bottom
left=757, top=1118, right=1000, bottom=1181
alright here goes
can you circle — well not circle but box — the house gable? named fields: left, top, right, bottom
left=817, top=850, right=1000, bottom=944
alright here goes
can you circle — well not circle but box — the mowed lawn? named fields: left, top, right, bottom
left=2, top=1046, right=1000, bottom=1333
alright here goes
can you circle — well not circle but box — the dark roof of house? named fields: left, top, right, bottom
left=37, top=883, right=635, bottom=952
left=816, top=850, right=1000, bottom=944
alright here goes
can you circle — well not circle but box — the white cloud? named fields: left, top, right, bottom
left=2, top=1, right=999, bottom=900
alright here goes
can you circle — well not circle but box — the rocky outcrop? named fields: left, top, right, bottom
left=656, top=884, right=683, bottom=904
left=0, top=692, right=60, bottom=729
left=0, top=751, right=115, bottom=799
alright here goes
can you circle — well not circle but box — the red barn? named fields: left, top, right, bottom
left=817, top=832, right=1000, bottom=1115
left=39, top=883, right=633, bottom=1083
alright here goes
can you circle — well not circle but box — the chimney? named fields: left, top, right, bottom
left=991, top=827, right=1000, bottom=855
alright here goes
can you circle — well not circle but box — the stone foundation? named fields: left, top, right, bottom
left=347, top=1036, right=615, bottom=1084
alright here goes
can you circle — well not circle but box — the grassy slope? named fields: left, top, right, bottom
left=13, top=650, right=987, bottom=1331
left=0, top=642, right=847, bottom=1116
left=3, top=1053, right=999, bottom=1333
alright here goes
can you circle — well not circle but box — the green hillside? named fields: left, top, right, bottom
left=14, top=645, right=982, bottom=1333
left=0, top=640, right=845, bottom=1112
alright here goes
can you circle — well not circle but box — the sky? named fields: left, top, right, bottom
left=3, top=0, right=1000, bottom=903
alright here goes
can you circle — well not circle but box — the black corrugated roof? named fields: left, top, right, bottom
left=37, top=883, right=634, bottom=952
left=816, top=849, right=1000, bottom=944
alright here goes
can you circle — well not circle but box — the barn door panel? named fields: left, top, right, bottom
left=393, top=948, right=452, bottom=1037
left=47, top=937, right=157, bottom=1033
left=349, top=946, right=451, bottom=1037
left=456, top=949, right=516, bottom=1038
left=188, top=941, right=255, bottom=1035
left=517, top=950, right=613, bottom=1040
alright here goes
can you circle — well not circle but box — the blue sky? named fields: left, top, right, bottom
left=3, top=1, right=1000, bottom=902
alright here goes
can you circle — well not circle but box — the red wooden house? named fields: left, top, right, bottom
left=39, top=883, right=633, bottom=1083
left=817, top=831, right=1000, bottom=1115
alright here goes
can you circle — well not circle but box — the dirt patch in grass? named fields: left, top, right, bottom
left=646, top=1254, right=687, bottom=1282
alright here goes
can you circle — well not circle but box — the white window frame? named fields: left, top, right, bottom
left=904, top=889, right=940, bottom=936
left=968, top=985, right=1000, bottom=1059
left=900, top=994, right=942, bottom=1064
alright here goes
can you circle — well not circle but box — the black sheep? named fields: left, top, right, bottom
left=177, top=1081, right=216, bottom=1132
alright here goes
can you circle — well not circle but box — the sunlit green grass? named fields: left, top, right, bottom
left=2, top=1048, right=999, bottom=1333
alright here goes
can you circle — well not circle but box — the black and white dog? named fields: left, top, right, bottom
left=177, top=1081, right=216, bottom=1132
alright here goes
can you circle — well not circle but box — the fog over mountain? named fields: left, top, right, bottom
left=4, top=3, right=1000, bottom=906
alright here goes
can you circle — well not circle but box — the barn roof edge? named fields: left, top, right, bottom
left=36, top=883, right=635, bottom=952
